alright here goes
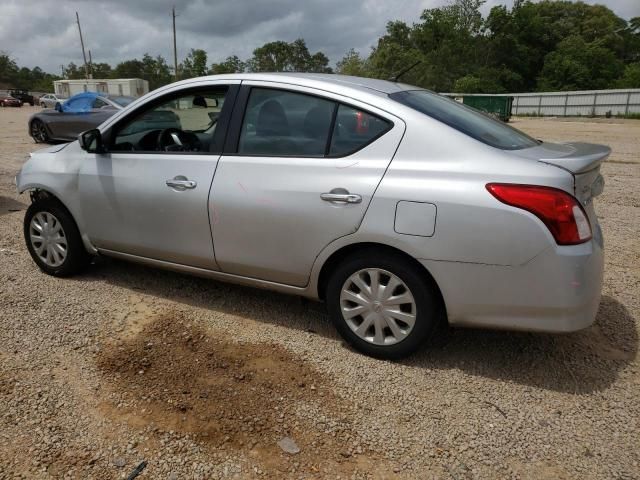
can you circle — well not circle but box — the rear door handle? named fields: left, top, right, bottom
left=320, top=192, right=362, bottom=204
left=166, top=179, right=197, bottom=190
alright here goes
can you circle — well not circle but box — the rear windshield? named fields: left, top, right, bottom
left=389, top=90, right=539, bottom=150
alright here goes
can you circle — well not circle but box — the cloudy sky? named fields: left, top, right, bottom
left=2, top=0, right=639, bottom=74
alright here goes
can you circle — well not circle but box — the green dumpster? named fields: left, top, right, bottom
left=450, top=95, right=514, bottom=122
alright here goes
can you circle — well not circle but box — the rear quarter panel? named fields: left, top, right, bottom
left=364, top=110, right=575, bottom=266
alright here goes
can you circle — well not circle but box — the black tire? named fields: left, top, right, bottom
left=326, top=250, right=443, bottom=359
left=24, top=198, right=91, bottom=277
left=31, top=119, right=49, bottom=143
left=40, top=102, right=46, bottom=108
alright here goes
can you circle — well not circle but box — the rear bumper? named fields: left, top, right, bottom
left=421, top=223, right=604, bottom=333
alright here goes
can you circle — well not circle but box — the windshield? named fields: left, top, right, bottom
left=389, top=90, right=539, bottom=151
left=109, top=96, right=135, bottom=107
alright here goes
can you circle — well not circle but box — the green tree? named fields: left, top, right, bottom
left=335, top=48, right=370, bottom=76
left=538, top=35, right=624, bottom=90
left=209, top=55, right=246, bottom=74
left=307, top=52, right=332, bottom=73
left=454, top=72, right=505, bottom=93
left=140, top=54, right=172, bottom=89
left=181, top=49, right=208, bottom=78
left=113, top=59, right=145, bottom=79
left=248, top=40, right=294, bottom=72
left=90, top=62, right=112, bottom=78
left=362, top=0, right=638, bottom=92
left=0, top=51, right=19, bottom=85
left=247, top=39, right=332, bottom=73
left=63, top=62, right=84, bottom=79
left=616, top=63, right=640, bottom=88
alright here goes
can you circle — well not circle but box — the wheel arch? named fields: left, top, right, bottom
left=21, top=187, right=97, bottom=255
left=315, top=242, right=447, bottom=318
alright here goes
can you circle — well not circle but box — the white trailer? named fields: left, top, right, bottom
left=53, top=78, right=149, bottom=98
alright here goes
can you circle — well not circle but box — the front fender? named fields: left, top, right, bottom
left=16, top=144, right=97, bottom=254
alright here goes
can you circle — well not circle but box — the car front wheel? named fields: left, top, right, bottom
left=30, top=119, right=49, bottom=143
left=24, top=198, right=91, bottom=277
left=326, top=251, right=443, bottom=359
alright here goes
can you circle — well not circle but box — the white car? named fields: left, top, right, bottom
left=39, top=94, right=67, bottom=109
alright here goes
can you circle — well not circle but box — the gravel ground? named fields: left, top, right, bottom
left=0, top=108, right=638, bottom=480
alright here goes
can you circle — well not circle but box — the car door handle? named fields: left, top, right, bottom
left=166, top=179, right=197, bottom=189
left=320, top=192, right=362, bottom=204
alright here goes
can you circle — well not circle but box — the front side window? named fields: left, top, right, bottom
left=111, top=88, right=228, bottom=152
left=238, top=88, right=335, bottom=157
left=390, top=90, right=539, bottom=151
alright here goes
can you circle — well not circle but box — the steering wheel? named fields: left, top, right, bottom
left=156, top=128, right=202, bottom=152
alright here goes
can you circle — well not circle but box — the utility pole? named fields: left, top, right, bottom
left=76, top=12, right=90, bottom=81
left=172, top=7, right=179, bottom=81
left=88, top=50, right=93, bottom=78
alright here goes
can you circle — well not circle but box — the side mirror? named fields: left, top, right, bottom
left=78, top=128, right=106, bottom=153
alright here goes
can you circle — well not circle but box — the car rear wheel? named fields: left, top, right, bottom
left=326, top=251, right=442, bottom=359
left=31, top=119, right=49, bottom=143
left=24, top=198, right=91, bottom=277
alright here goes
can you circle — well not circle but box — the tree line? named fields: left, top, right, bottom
left=1, top=0, right=638, bottom=94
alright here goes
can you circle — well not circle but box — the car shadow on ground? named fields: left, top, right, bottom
left=0, top=195, right=26, bottom=216
left=80, top=258, right=637, bottom=395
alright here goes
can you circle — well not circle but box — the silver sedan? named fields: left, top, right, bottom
left=15, top=73, right=607, bottom=358
left=38, top=93, right=67, bottom=109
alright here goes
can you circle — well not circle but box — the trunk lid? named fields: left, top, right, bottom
left=513, top=141, right=609, bottom=205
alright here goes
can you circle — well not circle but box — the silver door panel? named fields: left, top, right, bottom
left=79, top=153, right=220, bottom=270
left=211, top=88, right=405, bottom=286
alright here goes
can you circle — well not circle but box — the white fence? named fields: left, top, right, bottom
left=511, top=89, right=640, bottom=116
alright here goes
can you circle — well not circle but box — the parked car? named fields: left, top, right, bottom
left=16, top=73, right=607, bottom=359
left=0, top=94, right=22, bottom=107
left=9, top=89, right=35, bottom=106
left=28, top=92, right=135, bottom=143
left=39, top=93, right=67, bottom=109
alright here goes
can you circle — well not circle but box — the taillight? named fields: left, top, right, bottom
left=486, top=183, right=592, bottom=245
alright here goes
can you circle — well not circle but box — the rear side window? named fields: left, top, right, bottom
left=238, top=87, right=391, bottom=157
left=389, top=90, right=539, bottom=150
left=239, top=88, right=334, bottom=156
left=329, top=105, right=391, bottom=156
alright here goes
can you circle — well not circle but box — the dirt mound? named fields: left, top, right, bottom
left=96, top=314, right=393, bottom=476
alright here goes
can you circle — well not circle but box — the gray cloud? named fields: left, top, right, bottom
left=1, top=0, right=637, bottom=74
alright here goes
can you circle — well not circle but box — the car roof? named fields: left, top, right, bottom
left=171, top=73, right=416, bottom=97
